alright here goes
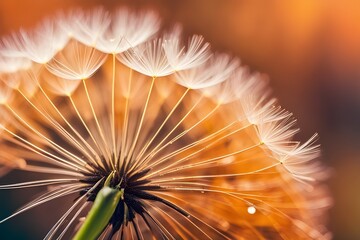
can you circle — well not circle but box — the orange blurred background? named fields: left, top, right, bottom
left=1, top=0, right=360, bottom=239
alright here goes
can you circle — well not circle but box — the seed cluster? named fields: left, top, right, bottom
left=0, top=7, right=331, bottom=239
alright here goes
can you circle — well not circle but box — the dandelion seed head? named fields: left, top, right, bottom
left=0, top=7, right=331, bottom=239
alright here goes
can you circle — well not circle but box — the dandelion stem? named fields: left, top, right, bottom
left=46, top=179, right=104, bottom=239
left=73, top=174, right=123, bottom=240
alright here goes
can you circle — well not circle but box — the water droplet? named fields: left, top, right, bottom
left=247, top=206, right=256, bottom=215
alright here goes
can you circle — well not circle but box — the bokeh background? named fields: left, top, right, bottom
left=0, top=0, right=359, bottom=239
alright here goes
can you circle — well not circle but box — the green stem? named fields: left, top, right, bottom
left=73, top=174, right=123, bottom=240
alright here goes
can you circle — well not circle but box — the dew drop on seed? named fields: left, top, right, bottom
left=247, top=206, right=256, bottom=215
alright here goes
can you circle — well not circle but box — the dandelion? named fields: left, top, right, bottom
left=0, top=7, right=331, bottom=239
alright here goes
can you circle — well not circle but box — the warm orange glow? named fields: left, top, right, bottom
left=0, top=1, right=359, bottom=239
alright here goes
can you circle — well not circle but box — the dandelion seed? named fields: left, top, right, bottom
left=0, top=7, right=331, bottom=239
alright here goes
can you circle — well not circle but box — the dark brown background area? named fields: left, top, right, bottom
left=1, top=0, right=360, bottom=239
